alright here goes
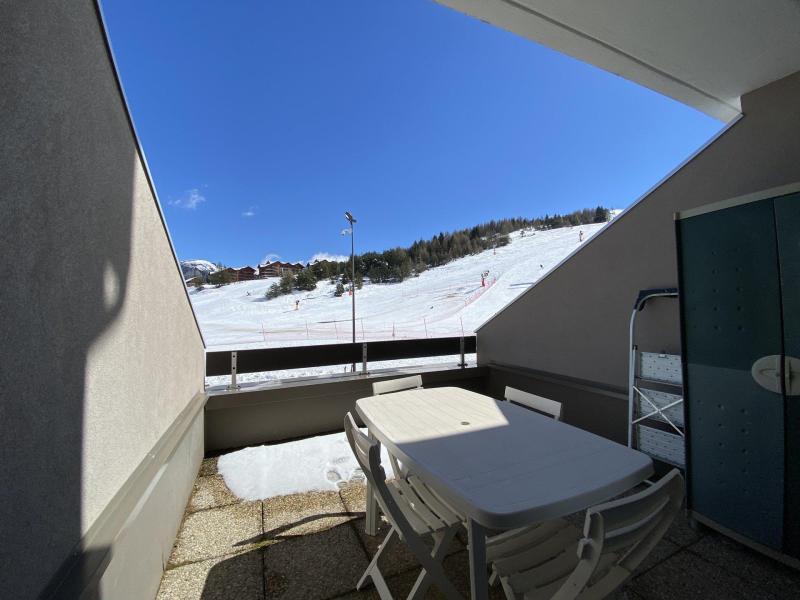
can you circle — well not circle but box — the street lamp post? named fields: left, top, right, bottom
left=344, top=211, right=357, bottom=371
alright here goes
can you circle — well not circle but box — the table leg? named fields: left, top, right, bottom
left=365, top=430, right=380, bottom=536
left=467, top=518, right=488, bottom=600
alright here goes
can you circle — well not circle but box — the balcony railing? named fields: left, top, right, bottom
left=206, top=335, right=477, bottom=388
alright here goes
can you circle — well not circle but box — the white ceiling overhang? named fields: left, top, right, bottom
left=435, top=0, right=800, bottom=121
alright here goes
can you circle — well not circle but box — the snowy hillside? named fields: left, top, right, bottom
left=191, top=223, right=606, bottom=354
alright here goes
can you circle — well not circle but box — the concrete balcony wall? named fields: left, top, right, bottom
left=205, top=366, right=489, bottom=452
left=484, top=364, right=628, bottom=443
left=477, top=71, right=800, bottom=404
left=0, top=1, right=205, bottom=598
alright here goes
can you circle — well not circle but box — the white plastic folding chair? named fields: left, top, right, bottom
left=371, top=375, right=423, bottom=477
left=504, top=386, right=563, bottom=421
left=487, top=469, right=683, bottom=600
left=372, top=375, right=423, bottom=396
left=344, top=412, right=463, bottom=600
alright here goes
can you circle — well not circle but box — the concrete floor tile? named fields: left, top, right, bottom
left=351, top=516, right=465, bottom=580
left=169, top=502, right=263, bottom=566
left=163, top=460, right=800, bottom=600
left=664, top=511, right=706, bottom=547
left=199, top=456, right=219, bottom=477
left=263, top=523, right=369, bottom=599
left=157, top=550, right=264, bottom=600
left=262, top=490, right=354, bottom=542
left=351, top=517, right=422, bottom=580
left=370, top=551, right=506, bottom=600
left=339, top=482, right=368, bottom=515
left=686, top=532, right=800, bottom=600
left=631, top=550, right=776, bottom=600
left=605, top=587, right=646, bottom=600
left=188, top=475, right=241, bottom=512
left=330, top=587, right=380, bottom=599
left=636, top=537, right=682, bottom=575
left=440, top=551, right=507, bottom=600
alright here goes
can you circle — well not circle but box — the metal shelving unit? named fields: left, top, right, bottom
left=627, top=289, right=685, bottom=469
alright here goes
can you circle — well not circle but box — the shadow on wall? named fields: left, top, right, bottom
left=0, top=1, right=134, bottom=597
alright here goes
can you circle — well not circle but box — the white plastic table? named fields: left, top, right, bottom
left=356, top=387, right=653, bottom=600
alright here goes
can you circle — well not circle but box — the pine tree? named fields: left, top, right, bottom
left=266, top=283, right=281, bottom=299
left=210, top=268, right=234, bottom=286
left=279, top=272, right=294, bottom=294
left=593, top=206, right=610, bottom=223
left=295, top=269, right=317, bottom=291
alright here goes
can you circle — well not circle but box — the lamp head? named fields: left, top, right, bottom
left=344, top=211, right=356, bottom=224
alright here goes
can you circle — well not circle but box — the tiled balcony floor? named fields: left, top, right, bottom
left=157, top=457, right=800, bottom=600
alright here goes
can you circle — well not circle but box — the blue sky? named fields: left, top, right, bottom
left=101, top=0, right=723, bottom=267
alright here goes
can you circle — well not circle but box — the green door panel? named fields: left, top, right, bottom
left=679, top=198, right=784, bottom=550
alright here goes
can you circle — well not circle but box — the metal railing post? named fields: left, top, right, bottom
left=362, top=342, right=368, bottom=375
left=458, top=336, right=467, bottom=368
left=227, top=351, right=240, bottom=391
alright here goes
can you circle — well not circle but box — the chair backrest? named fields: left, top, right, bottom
left=557, top=469, right=684, bottom=600
left=343, top=412, right=384, bottom=491
left=372, top=375, right=423, bottom=396
left=343, top=413, right=431, bottom=549
left=504, top=386, right=562, bottom=421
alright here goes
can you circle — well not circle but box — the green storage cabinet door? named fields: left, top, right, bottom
left=776, top=193, right=800, bottom=558
left=678, top=199, right=784, bottom=549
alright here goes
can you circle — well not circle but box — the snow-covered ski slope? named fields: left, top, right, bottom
left=191, top=223, right=606, bottom=351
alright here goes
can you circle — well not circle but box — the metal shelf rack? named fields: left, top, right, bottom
left=627, top=289, right=685, bottom=469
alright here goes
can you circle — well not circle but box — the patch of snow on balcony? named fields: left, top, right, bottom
left=217, top=429, right=395, bottom=499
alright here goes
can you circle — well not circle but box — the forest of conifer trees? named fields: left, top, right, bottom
left=307, top=205, right=611, bottom=285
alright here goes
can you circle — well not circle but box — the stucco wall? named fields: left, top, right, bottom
left=0, top=1, right=205, bottom=597
left=477, top=70, right=800, bottom=390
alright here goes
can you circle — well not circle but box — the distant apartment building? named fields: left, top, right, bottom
left=235, top=266, right=257, bottom=281
left=257, top=261, right=305, bottom=278
left=257, top=262, right=280, bottom=278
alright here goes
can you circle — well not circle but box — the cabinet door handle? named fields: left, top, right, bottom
left=751, top=355, right=782, bottom=394
left=785, top=356, right=800, bottom=396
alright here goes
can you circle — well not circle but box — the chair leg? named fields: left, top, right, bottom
left=365, top=480, right=380, bottom=536
left=499, top=577, right=521, bottom=600
left=358, top=526, right=399, bottom=593
left=370, top=569, right=393, bottom=600
left=407, top=526, right=460, bottom=600
left=413, top=554, right=463, bottom=600
left=365, top=432, right=381, bottom=536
